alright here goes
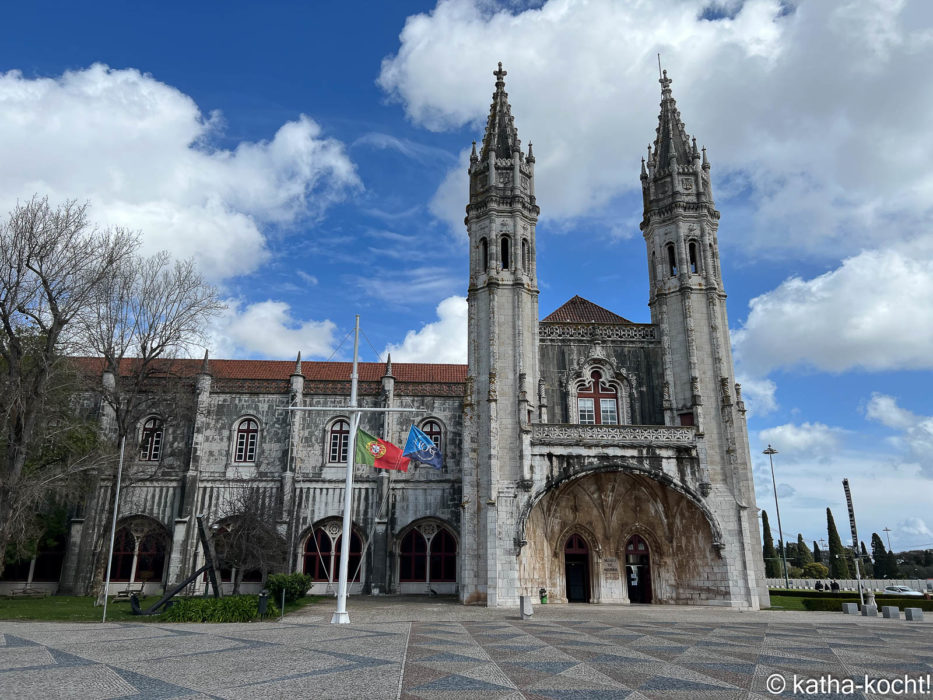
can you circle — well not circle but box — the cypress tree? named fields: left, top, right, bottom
left=813, top=540, right=822, bottom=564
left=871, top=533, right=890, bottom=578
left=797, top=534, right=814, bottom=567
left=761, top=510, right=782, bottom=577
left=827, top=508, right=851, bottom=579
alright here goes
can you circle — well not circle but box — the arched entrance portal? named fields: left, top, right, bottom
left=625, top=534, right=652, bottom=604
left=518, top=470, right=728, bottom=605
left=564, top=534, right=590, bottom=603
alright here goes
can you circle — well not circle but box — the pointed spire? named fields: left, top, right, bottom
left=527, top=141, right=535, bottom=163
left=293, top=351, right=302, bottom=375
left=702, top=145, right=709, bottom=170
left=640, top=156, right=647, bottom=179
left=470, top=140, right=478, bottom=164
left=651, top=69, right=694, bottom=172
left=199, top=349, right=210, bottom=374
left=383, top=353, right=393, bottom=378
left=481, top=62, right=521, bottom=160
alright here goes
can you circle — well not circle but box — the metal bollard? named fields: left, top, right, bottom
left=258, top=589, right=269, bottom=619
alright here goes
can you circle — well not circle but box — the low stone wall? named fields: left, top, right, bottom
left=766, top=577, right=930, bottom=593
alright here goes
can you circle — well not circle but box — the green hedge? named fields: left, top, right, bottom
left=162, top=595, right=280, bottom=622
left=801, top=597, right=933, bottom=612
left=266, top=573, right=312, bottom=604
left=770, top=588, right=929, bottom=600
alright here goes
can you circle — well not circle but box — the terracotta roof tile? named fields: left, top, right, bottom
left=70, top=357, right=467, bottom=384
left=541, top=295, right=633, bottom=324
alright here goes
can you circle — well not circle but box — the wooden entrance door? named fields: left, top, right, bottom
left=564, top=534, right=590, bottom=603
left=625, top=534, right=652, bottom=604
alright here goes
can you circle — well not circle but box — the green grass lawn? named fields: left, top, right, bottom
left=0, top=594, right=320, bottom=622
left=764, top=593, right=807, bottom=611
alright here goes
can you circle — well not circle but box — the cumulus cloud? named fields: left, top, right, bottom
left=736, top=374, right=777, bottom=416
left=733, top=246, right=933, bottom=375
left=897, top=516, right=933, bottom=541
left=758, top=422, right=846, bottom=461
left=866, top=393, right=933, bottom=477
left=209, top=299, right=338, bottom=359
left=0, top=64, right=359, bottom=280
left=379, top=0, right=933, bottom=254
left=382, top=295, right=467, bottom=363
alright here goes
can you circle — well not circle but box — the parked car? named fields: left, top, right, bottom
left=882, top=585, right=923, bottom=597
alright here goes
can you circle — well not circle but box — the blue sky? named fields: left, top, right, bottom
left=2, top=0, right=931, bottom=556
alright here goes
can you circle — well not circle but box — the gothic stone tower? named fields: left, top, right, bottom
left=460, top=64, right=539, bottom=605
left=641, top=70, right=768, bottom=606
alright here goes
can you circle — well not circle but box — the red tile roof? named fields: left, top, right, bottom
left=541, top=295, right=633, bottom=324
left=70, top=357, right=467, bottom=384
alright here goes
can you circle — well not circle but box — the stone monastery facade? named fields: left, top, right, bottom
left=16, top=66, right=768, bottom=608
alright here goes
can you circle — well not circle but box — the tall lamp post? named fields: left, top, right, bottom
left=764, top=445, right=790, bottom=589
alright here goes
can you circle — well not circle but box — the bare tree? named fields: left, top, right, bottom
left=76, top=250, right=224, bottom=601
left=214, top=489, right=287, bottom=595
left=0, top=197, right=136, bottom=577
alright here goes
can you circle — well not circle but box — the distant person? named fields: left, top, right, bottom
left=815, top=580, right=824, bottom=591
left=830, top=580, right=840, bottom=593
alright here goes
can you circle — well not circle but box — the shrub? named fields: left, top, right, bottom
left=162, top=595, right=280, bottom=623
left=266, top=572, right=312, bottom=604
left=801, top=562, right=829, bottom=579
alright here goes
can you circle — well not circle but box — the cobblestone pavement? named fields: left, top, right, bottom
left=1, top=598, right=931, bottom=699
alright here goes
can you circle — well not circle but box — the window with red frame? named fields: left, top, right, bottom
left=429, top=529, right=457, bottom=582
left=399, top=529, right=427, bottom=582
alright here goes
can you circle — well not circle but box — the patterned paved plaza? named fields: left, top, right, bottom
left=1, top=599, right=931, bottom=699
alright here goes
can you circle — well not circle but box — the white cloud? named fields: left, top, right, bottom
left=733, top=245, right=933, bottom=375
left=210, top=299, right=337, bottom=359
left=0, top=64, right=360, bottom=280
left=896, top=517, right=933, bottom=544
left=758, top=422, right=846, bottom=461
left=866, top=393, right=933, bottom=477
left=379, top=0, right=933, bottom=255
left=382, top=295, right=467, bottom=363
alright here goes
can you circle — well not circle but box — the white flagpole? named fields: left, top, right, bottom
left=331, top=315, right=360, bottom=624
left=102, top=436, right=126, bottom=623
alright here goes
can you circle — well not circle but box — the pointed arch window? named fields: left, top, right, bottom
left=666, top=244, right=678, bottom=277
left=328, top=419, right=350, bottom=464
left=501, top=236, right=511, bottom=269
left=139, top=417, right=163, bottom=461
left=688, top=240, right=699, bottom=274
left=399, top=529, right=427, bottom=582
left=521, top=238, right=529, bottom=271
left=234, top=418, right=259, bottom=463
left=399, top=524, right=457, bottom=583
left=480, top=238, right=488, bottom=271
left=303, top=526, right=363, bottom=583
left=577, top=370, right=619, bottom=425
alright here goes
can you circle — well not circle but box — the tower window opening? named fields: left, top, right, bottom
left=501, top=236, right=511, bottom=270
left=480, top=238, right=488, bottom=271
left=688, top=241, right=699, bottom=274
left=666, top=244, right=677, bottom=277
left=521, top=238, right=528, bottom=271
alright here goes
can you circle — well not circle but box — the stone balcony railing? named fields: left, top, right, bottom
left=531, top=423, right=696, bottom=448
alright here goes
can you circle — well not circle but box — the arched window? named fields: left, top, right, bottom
left=577, top=370, right=619, bottom=425
left=421, top=420, right=443, bottom=448
left=134, top=532, right=166, bottom=582
left=429, top=529, right=457, bottom=582
left=139, top=417, right=163, bottom=461
left=304, top=528, right=333, bottom=581
left=234, top=418, right=259, bottom=463
left=399, top=529, right=427, bottom=582
left=328, top=419, right=350, bottom=464
left=501, top=236, right=511, bottom=269
left=521, top=238, right=529, bottom=271
left=303, top=527, right=363, bottom=583
left=688, top=241, right=699, bottom=274
left=666, top=244, right=677, bottom=277
left=110, top=527, right=135, bottom=582
left=480, top=238, right=488, bottom=271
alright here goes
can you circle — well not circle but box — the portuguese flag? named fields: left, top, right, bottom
left=355, top=428, right=410, bottom=472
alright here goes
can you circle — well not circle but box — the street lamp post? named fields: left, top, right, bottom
left=764, top=445, right=790, bottom=589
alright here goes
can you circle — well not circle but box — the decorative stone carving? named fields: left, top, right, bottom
left=532, top=423, right=695, bottom=447
left=538, top=324, right=657, bottom=342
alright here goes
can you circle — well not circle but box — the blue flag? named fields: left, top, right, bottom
left=402, top=425, right=443, bottom=470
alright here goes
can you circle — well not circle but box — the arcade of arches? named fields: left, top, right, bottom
left=519, top=470, right=728, bottom=604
